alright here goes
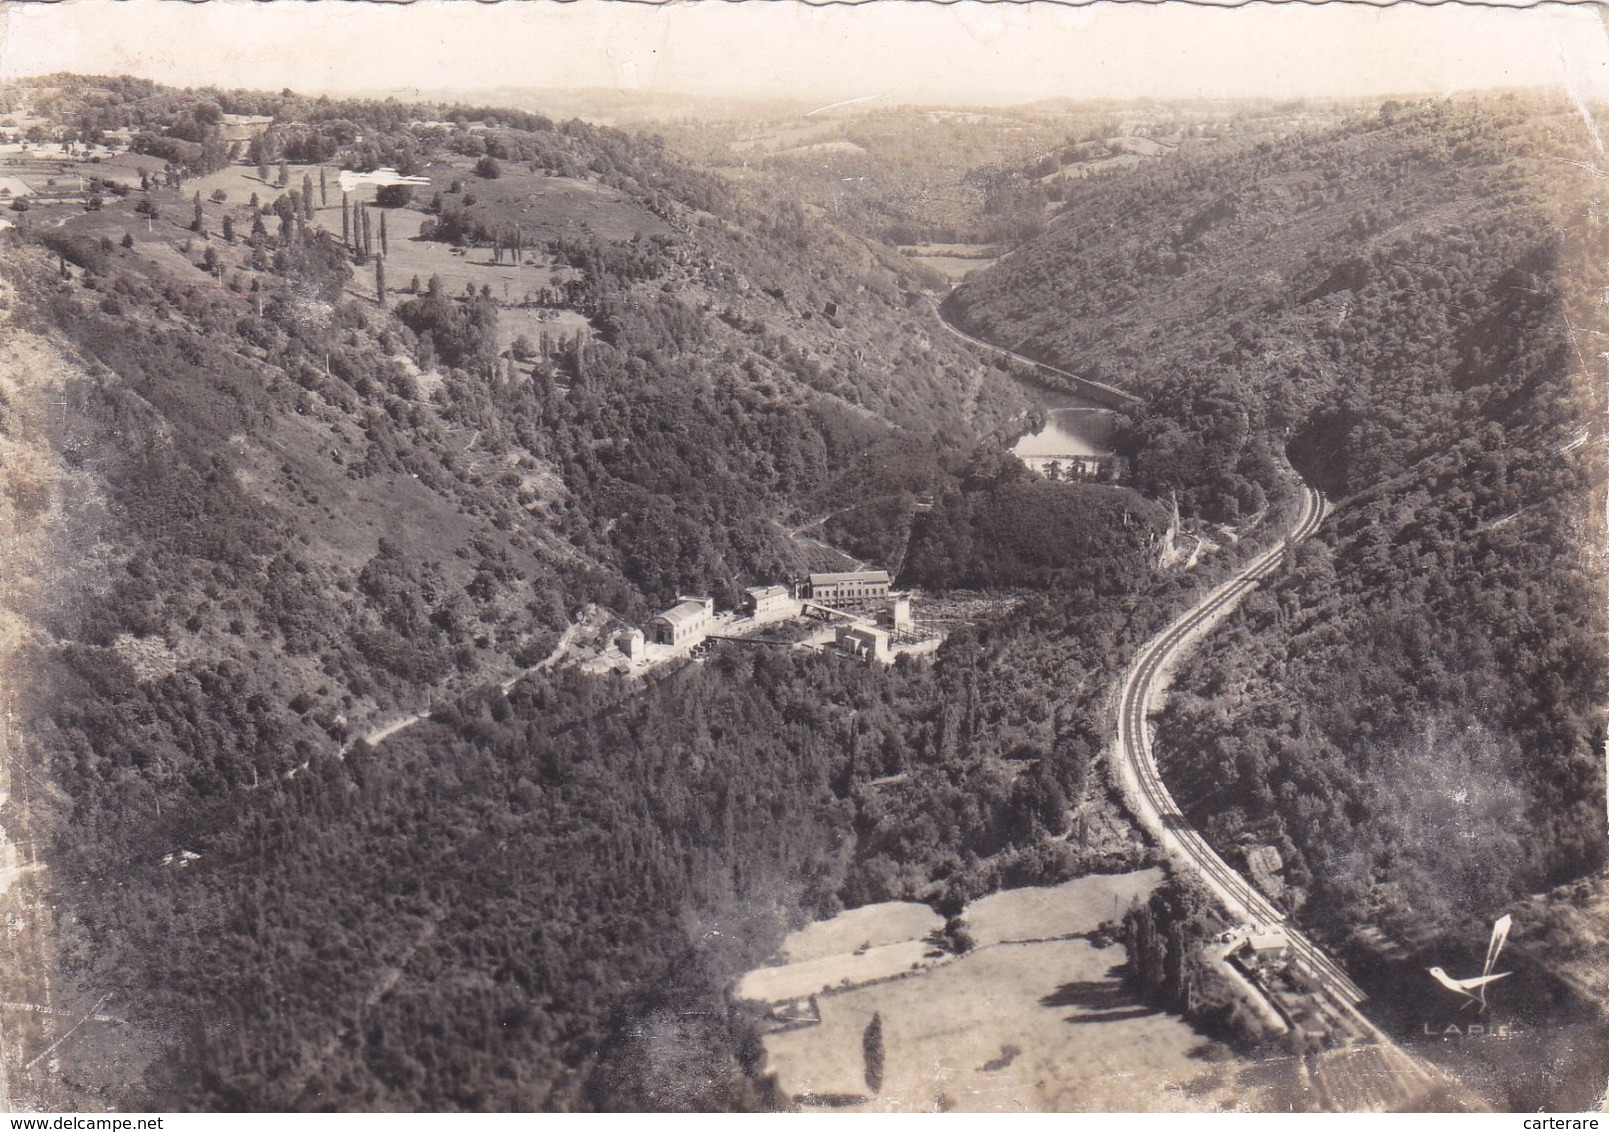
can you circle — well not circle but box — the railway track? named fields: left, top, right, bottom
left=929, top=298, right=1142, bottom=408
left=1112, top=485, right=1438, bottom=1088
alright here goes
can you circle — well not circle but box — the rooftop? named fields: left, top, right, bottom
left=809, top=570, right=890, bottom=585
left=1245, top=930, right=1290, bottom=953
left=652, top=600, right=710, bottom=628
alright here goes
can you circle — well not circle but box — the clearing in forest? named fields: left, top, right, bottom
left=746, top=869, right=1299, bottom=1112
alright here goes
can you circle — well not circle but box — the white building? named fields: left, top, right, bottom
left=744, top=584, right=792, bottom=623
left=646, top=596, right=714, bottom=649
left=1239, top=929, right=1291, bottom=973
left=835, top=623, right=891, bottom=664
left=889, top=593, right=912, bottom=631
left=806, top=570, right=890, bottom=605
left=617, top=628, right=646, bottom=662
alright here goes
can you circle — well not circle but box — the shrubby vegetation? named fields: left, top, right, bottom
left=1123, top=873, right=1277, bottom=1045
left=901, top=451, right=1165, bottom=591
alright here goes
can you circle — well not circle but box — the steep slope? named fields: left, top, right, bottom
left=949, top=94, right=1608, bottom=953
left=0, top=78, right=1051, bottom=1109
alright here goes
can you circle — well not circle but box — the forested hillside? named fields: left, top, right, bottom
left=662, top=99, right=1348, bottom=248
left=900, top=451, right=1164, bottom=591
left=7, top=75, right=1034, bottom=608
left=87, top=625, right=1155, bottom=1111
left=0, top=77, right=1097, bottom=1110
left=9, top=74, right=1607, bottom=1111
left=950, top=95, right=1608, bottom=950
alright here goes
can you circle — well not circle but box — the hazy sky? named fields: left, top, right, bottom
left=2, top=0, right=1606, bottom=107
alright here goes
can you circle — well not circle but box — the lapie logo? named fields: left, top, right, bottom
left=1422, top=1021, right=1516, bottom=1038
left=1427, top=914, right=1513, bottom=1014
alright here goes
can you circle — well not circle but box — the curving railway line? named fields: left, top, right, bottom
left=1112, top=485, right=1371, bottom=1004
left=1112, top=483, right=1445, bottom=1094
left=1106, top=488, right=1460, bottom=1106
left=937, top=292, right=1445, bottom=1104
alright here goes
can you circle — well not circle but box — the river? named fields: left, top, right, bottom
left=1010, top=382, right=1117, bottom=474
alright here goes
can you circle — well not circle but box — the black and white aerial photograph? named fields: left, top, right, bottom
left=0, top=0, right=1606, bottom=1115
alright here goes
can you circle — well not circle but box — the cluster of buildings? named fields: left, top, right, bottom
left=613, top=569, right=931, bottom=669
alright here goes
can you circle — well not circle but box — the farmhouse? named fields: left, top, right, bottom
left=745, top=584, right=793, bottom=623
left=646, top=596, right=714, bottom=649
left=806, top=570, right=890, bottom=606
left=1237, top=929, right=1291, bottom=974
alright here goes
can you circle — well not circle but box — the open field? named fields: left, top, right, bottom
left=727, top=121, right=849, bottom=155
left=494, top=306, right=592, bottom=352
left=736, top=941, right=945, bottom=1005
left=763, top=936, right=1269, bottom=1112
left=335, top=216, right=563, bottom=307
left=780, top=902, right=942, bottom=964
left=900, top=244, right=1001, bottom=282
left=899, top=243, right=1002, bottom=258
left=745, top=869, right=1298, bottom=1111
left=171, top=161, right=581, bottom=306
left=905, top=255, right=995, bottom=283
left=410, top=161, right=673, bottom=243
left=966, top=868, right=1163, bottom=947
left=26, top=156, right=604, bottom=348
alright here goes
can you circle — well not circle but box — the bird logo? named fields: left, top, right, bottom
left=1428, top=914, right=1513, bottom=1013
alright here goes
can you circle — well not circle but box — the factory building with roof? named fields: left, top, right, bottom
left=646, top=596, right=715, bottom=649
left=804, top=570, right=891, bottom=606
left=744, top=584, right=794, bottom=623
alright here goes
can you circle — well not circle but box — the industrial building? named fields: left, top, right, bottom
left=744, top=584, right=793, bottom=623
left=879, top=593, right=913, bottom=632
left=805, top=570, right=890, bottom=606
left=835, top=624, right=891, bottom=664
left=646, top=596, right=714, bottom=649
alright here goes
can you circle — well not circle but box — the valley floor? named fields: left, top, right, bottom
left=740, top=870, right=1320, bottom=1112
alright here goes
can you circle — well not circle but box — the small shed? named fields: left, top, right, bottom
left=617, top=628, right=646, bottom=662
